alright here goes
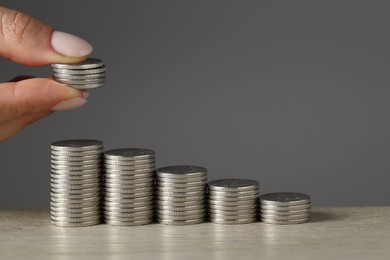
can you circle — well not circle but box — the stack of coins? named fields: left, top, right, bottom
left=259, top=192, right=311, bottom=225
left=155, top=166, right=207, bottom=225
left=207, top=179, right=259, bottom=225
left=51, top=58, right=106, bottom=90
left=103, top=148, right=155, bottom=226
left=50, top=140, right=103, bottom=227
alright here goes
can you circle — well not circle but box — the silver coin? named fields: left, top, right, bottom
left=51, top=168, right=101, bottom=175
left=51, top=215, right=101, bottom=223
left=51, top=139, right=103, bottom=151
left=51, top=153, right=101, bottom=161
left=50, top=210, right=100, bottom=218
left=103, top=200, right=153, bottom=208
left=104, top=218, right=153, bottom=226
left=103, top=182, right=153, bottom=189
left=156, top=208, right=206, bottom=216
left=156, top=204, right=205, bottom=211
left=156, top=213, right=205, bottom=221
left=209, top=217, right=256, bottom=225
left=104, top=148, right=155, bottom=160
left=260, top=192, right=311, bottom=206
left=156, top=175, right=207, bottom=183
left=51, top=219, right=101, bottom=227
left=104, top=158, right=155, bottom=165
left=260, top=203, right=311, bottom=211
left=208, top=194, right=259, bottom=202
left=50, top=201, right=100, bottom=209
left=155, top=200, right=204, bottom=207
left=260, top=208, right=311, bottom=215
left=104, top=190, right=154, bottom=198
left=51, top=58, right=104, bottom=69
left=104, top=196, right=153, bottom=204
left=157, top=190, right=205, bottom=198
left=51, top=159, right=101, bottom=166
left=51, top=149, right=103, bottom=156
left=207, top=198, right=258, bottom=206
left=208, top=189, right=259, bottom=197
left=51, top=181, right=100, bottom=189
left=50, top=205, right=100, bottom=213
left=53, top=66, right=106, bottom=75
left=208, top=203, right=258, bottom=211
left=156, top=186, right=206, bottom=193
left=208, top=208, right=257, bottom=216
left=208, top=179, right=259, bottom=192
left=50, top=191, right=100, bottom=199
left=261, top=217, right=311, bottom=225
left=50, top=174, right=100, bottom=181
left=55, top=77, right=105, bottom=85
left=65, top=82, right=105, bottom=90
left=51, top=165, right=100, bottom=172
left=103, top=186, right=153, bottom=194
left=103, top=177, right=153, bottom=184
left=104, top=167, right=154, bottom=174
left=156, top=218, right=205, bottom=226
left=50, top=177, right=100, bottom=185
left=156, top=182, right=206, bottom=188
left=104, top=214, right=153, bottom=221
left=104, top=210, right=153, bottom=218
left=53, top=72, right=105, bottom=79
left=260, top=213, right=311, bottom=221
left=104, top=164, right=154, bottom=171
left=157, top=195, right=205, bottom=203
left=103, top=205, right=153, bottom=213
left=51, top=186, right=101, bottom=194
left=209, top=212, right=257, bottom=219
left=156, top=166, right=207, bottom=178
left=51, top=196, right=100, bottom=204
left=104, top=172, right=154, bottom=179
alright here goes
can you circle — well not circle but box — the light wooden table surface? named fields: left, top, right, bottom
left=0, top=207, right=389, bottom=259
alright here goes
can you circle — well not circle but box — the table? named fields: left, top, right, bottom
left=0, top=207, right=389, bottom=259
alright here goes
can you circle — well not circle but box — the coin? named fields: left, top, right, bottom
left=51, top=58, right=104, bottom=70
left=51, top=219, right=101, bottom=227
left=260, top=208, right=311, bottom=216
left=104, top=148, right=155, bottom=160
left=208, top=179, right=259, bottom=192
left=51, top=140, right=103, bottom=151
left=259, top=192, right=311, bottom=206
left=53, top=66, right=106, bottom=75
left=208, top=217, right=256, bottom=225
left=261, top=217, right=311, bottom=225
left=53, top=72, right=105, bottom=80
left=104, top=219, right=153, bottom=226
left=156, top=166, right=207, bottom=178
left=156, top=218, right=205, bottom=226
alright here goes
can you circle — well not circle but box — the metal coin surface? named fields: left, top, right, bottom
left=51, top=140, right=103, bottom=151
left=104, top=218, right=153, bottom=226
left=66, top=82, right=105, bottom=90
left=55, top=77, right=105, bottom=85
left=261, top=217, right=311, bottom=225
left=53, top=66, right=106, bottom=75
left=209, top=217, right=256, bottom=225
left=260, top=192, right=311, bottom=206
left=260, top=203, right=311, bottom=211
left=51, top=58, right=104, bottom=69
left=51, top=219, right=101, bottom=227
left=208, top=179, right=259, bottom=192
left=260, top=208, right=311, bottom=216
left=53, top=72, right=105, bottom=79
left=104, top=148, right=155, bottom=160
left=156, top=218, right=205, bottom=226
left=156, top=166, right=207, bottom=178
left=260, top=213, right=311, bottom=221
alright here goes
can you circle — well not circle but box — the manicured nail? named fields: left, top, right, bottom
left=51, top=31, right=93, bottom=57
left=51, top=98, right=87, bottom=111
left=82, top=91, right=90, bottom=99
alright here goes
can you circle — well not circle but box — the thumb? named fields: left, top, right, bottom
left=0, top=6, right=93, bottom=66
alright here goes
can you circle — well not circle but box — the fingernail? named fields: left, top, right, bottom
left=82, top=91, right=90, bottom=99
left=51, top=98, right=87, bottom=111
left=51, top=31, right=93, bottom=57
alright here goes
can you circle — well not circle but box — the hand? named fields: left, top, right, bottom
left=0, top=6, right=93, bottom=142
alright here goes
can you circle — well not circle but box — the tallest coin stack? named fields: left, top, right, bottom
left=50, top=140, right=103, bottom=227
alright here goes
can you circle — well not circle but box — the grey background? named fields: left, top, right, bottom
left=0, top=0, right=389, bottom=209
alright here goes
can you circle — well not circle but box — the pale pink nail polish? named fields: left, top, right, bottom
left=51, top=98, right=87, bottom=111
left=51, top=31, right=93, bottom=57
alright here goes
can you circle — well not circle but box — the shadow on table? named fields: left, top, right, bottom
left=310, top=211, right=342, bottom=223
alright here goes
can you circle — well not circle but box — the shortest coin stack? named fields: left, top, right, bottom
left=208, top=179, right=259, bottom=224
left=103, top=148, right=155, bottom=226
left=259, top=192, right=311, bottom=225
left=51, top=58, right=106, bottom=90
left=155, top=166, right=208, bottom=225
left=50, top=139, right=103, bottom=227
